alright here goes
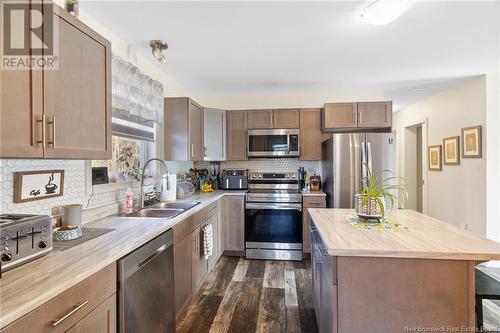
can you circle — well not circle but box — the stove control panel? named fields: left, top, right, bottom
left=248, top=172, right=298, bottom=181
left=0, top=214, right=52, bottom=271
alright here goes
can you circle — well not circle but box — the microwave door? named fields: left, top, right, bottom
left=248, top=132, right=288, bottom=157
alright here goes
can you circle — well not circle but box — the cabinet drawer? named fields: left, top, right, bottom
left=1, top=263, right=116, bottom=333
left=303, top=197, right=326, bottom=207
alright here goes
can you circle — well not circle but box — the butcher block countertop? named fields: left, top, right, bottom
left=0, top=191, right=246, bottom=329
left=309, top=208, right=500, bottom=261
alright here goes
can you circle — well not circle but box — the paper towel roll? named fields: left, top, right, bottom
left=162, top=174, right=177, bottom=201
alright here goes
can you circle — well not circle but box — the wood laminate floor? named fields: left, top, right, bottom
left=177, top=256, right=318, bottom=333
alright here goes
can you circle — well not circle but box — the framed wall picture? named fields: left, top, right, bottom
left=428, top=145, right=442, bottom=171
left=13, top=170, right=65, bottom=203
left=443, top=136, right=460, bottom=165
left=461, top=125, right=482, bottom=158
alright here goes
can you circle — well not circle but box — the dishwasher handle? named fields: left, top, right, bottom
left=118, top=229, right=173, bottom=281
left=138, top=244, right=168, bottom=269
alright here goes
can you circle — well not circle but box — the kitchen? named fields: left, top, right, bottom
left=1, top=1, right=500, bottom=333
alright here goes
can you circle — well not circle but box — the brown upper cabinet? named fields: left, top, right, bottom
left=0, top=6, right=111, bottom=159
left=247, top=108, right=300, bottom=129
left=247, top=109, right=274, bottom=129
left=299, top=108, right=322, bottom=161
left=226, top=110, right=248, bottom=161
left=322, top=101, right=392, bottom=132
left=274, top=108, right=300, bottom=128
left=164, top=97, right=204, bottom=161
left=357, top=101, right=392, bottom=128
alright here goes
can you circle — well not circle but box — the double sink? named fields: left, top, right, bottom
left=124, top=201, right=200, bottom=219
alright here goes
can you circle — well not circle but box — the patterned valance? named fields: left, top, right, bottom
left=112, top=55, right=164, bottom=125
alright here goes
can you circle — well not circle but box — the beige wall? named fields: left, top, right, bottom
left=486, top=73, right=500, bottom=241
left=394, top=76, right=487, bottom=235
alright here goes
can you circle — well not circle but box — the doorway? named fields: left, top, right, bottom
left=403, top=122, right=426, bottom=213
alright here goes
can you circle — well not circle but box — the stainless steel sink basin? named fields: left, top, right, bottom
left=152, top=201, right=200, bottom=210
left=125, top=208, right=184, bottom=219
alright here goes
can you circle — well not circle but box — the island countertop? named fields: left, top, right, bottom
left=308, top=208, right=500, bottom=261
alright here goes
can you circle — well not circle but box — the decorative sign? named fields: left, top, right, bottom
left=13, top=170, right=65, bottom=203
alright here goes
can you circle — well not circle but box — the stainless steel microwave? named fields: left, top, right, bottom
left=247, top=129, right=300, bottom=157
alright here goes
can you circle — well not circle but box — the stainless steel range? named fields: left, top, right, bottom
left=0, top=214, right=53, bottom=271
left=245, top=172, right=303, bottom=261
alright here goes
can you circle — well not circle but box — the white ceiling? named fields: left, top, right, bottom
left=82, top=1, right=499, bottom=109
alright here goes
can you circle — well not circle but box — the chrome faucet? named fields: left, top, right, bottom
left=140, top=158, right=170, bottom=209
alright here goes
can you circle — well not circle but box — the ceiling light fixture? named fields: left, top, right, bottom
left=150, top=40, right=168, bottom=63
left=360, top=0, right=415, bottom=25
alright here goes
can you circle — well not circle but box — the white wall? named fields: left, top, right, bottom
left=394, top=76, right=487, bottom=235
left=486, top=73, right=500, bottom=241
left=196, top=89, right=384, bottom=110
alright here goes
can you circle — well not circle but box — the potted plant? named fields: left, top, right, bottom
left=355, top=164, right=406, bottom=220
left=65, top=0, right=79, bottom=17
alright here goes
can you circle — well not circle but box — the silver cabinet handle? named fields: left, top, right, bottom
left=52, top=300, right=88, bottom=327
left=353, top=109, right=358, bottom=125
left=36, top=115, right=46, bottom=148
left=47, top=116, right=56, bottom=148
left=190, top=143, right=194, bottom=159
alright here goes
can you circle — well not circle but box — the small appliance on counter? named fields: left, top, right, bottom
left=310, top=174, right=322, bottom=191
left=0, top=214, right=52, bottom=272
left=177, top=181, right=195, bottom=199
left=222, top=169, right=248, bottom=190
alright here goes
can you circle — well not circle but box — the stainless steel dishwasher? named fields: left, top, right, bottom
left=118, top=229, right=175, bottom=333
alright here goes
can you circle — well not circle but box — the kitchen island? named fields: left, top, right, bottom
left=308, top=208, right=500, bottom=333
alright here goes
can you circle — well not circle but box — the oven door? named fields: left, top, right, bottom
left=247, top=129, right=299, bottom=157
left=245, top=202, right=302, bottom=250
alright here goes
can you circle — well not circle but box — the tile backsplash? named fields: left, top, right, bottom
left=195, top=158, right=321, bottom=176
left=0, top=159, right=193, bottom=216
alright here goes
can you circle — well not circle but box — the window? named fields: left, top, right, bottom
left=92, top=117, right=156, bottom=183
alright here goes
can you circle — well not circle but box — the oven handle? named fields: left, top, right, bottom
left=245, top=203, right=302, bottom=211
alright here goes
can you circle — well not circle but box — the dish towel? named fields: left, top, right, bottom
left=202, top=223, right=213, bottom=259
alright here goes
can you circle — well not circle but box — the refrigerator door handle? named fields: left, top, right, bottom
left=361, top=141, right=367, bottom=187
left=367, top=142, right=373, bottom=178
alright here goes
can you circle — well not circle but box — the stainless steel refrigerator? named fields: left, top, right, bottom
left=321, top=133, right=397, bottom=209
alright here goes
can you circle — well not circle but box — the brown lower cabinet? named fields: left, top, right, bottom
left=222, top=196, right=245, bottom=253
left=311, top=223, right=476, bottom=333
left=173, top=202, right=223, bottom=319
left=0, top=264, right=116, bottom=333
left=303, top=196, right=326, bottom=254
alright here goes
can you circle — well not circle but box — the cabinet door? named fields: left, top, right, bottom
left=43, top=8, right=111, bottom=159
left=203, top=108, right=226, bottom=161
left=222, top=196, right=245, bottom=252
left=226, top=110, right=248, bottom=161
left=322, top=103, right=357, bottom=129
left=299, top=108, right=322, bottom=161
left=247, top=109, right=274, bottom=129
left=0, top=67, right=44, bottom=158
left=208, top=214, right=219, bottom=269
left=189, top=100, right=204, bottom=160
left=174, top=234, right=193, bottom=317
left=192, top=226, right=209, bottom=292
left=303, top=197, right=326, bottom=253
left=66, top=296, right=116, bottom=333
left=357, top=101, right=392, bottom=128
left=274, top=109, right=300, bottom=128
